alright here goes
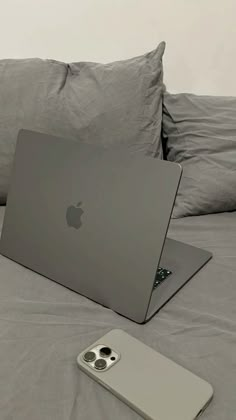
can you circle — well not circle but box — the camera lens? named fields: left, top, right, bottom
left=99, top=347, right=112, bottom=357
left=94, top=358, right=107, bottom=370
left=83, top=351, right=96, bottom=363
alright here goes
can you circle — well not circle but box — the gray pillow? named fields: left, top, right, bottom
left=0, top=42, right=165, bottom=203
left=162, top=92, right=236, bottom=218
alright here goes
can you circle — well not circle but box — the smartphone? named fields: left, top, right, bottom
left=77, top=329, right=213, bottom=420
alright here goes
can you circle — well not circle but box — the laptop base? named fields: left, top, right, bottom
left=145, top=238, right=212, bottom=322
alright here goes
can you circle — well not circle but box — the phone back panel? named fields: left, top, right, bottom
left=77, top=329, right=213, bottom=420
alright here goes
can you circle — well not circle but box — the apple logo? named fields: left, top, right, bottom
left=66, top=202, right=84, bottom=229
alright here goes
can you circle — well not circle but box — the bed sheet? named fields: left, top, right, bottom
left=0, top=206, right=235, bottom=420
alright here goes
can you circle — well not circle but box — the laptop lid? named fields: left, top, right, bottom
left=0, top=130, right=182, bottom=323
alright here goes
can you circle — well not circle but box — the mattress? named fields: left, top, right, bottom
left=0, top=206, right=235, bottom=420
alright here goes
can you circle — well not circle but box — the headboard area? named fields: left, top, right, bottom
left=1, top=0, right=235, bottom=95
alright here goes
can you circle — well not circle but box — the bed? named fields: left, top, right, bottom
left=1, top=205, right=235, bottom=420
left=1, top=2, right=236, bottom=417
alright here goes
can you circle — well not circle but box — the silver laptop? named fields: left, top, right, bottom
left=0, top=130, right=212, bottom=323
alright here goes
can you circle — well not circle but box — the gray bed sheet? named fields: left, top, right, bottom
left=0, top=206, right=235, bottom=420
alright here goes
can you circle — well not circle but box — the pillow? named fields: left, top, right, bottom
left=0, top=42, right=165, bottom=204
left=162, top=92, right=236, bottom=218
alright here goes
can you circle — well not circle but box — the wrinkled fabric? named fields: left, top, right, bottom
left=0, top=42, right=165, bottom=203
left=0, top=206, right=235, bottom=420
left=163, top=92, right=236, bottom=218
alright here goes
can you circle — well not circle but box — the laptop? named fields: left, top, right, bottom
left=0, top=129, right=212, bottom=323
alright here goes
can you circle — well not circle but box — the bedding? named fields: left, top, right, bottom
left=0, top=205, right=235, bottom=420
left=162, top=92, right=236, bottom=218
left=0, top=42, right=165, bottom=204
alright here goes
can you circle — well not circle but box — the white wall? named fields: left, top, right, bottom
left=1, top=0, right=236, bottom=95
